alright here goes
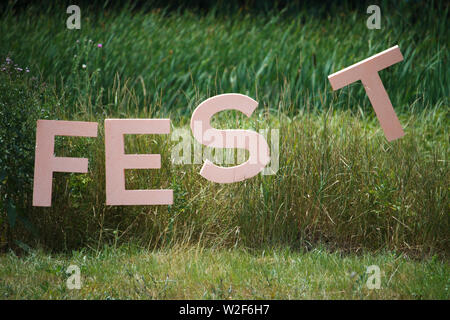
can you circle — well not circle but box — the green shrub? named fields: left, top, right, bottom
left=0, top=56, right=52, bottom=249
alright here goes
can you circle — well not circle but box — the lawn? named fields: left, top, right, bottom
left=1, top=245, right=448, bottom=299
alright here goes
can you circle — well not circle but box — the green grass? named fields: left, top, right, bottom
left=0, top=0, right=448, bottom=300
left=9, top=106, right=443, bottom=257
left=1, top=244, right=448, bottom=299
left=0, top=1, right=447, bottom=117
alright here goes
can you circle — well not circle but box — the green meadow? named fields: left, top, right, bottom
left=1, top=245, right=448, bottom=299
left=0, top=1, right=448, bottom=299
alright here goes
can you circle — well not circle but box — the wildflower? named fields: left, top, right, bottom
left=82, top=64, right=87, bottom=69
left=16, top=67, right=23, bottom=72
left=76, top=39, right=80, bottom=43
left=25, top=67, right=30, bottom=73
left=6, top=57, right=11, bottom=64
left=97, top=43, right=102, bottom=48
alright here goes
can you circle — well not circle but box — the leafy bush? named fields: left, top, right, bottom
left=0, top=56, right=52, bottom=249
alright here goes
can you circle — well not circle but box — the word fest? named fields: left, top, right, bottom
left=32, top=45, right=406, bottom=207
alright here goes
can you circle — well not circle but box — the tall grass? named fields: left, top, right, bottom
left=15, top=98, right=449, bottom=256
left=0, top=1, right=448, bottom=257
left=0, top=1, right=448, bottom=117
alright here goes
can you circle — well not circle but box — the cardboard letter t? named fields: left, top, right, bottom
left=328, top=45, right=404, bottom=141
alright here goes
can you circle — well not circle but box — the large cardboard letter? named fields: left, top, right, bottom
left=190, top=94, right=270, bottom=183
left=328, top=45, right=404, bottom=141
left=105, top=119, right=172, bottom=205
left=33, top=120, right=98, bottom=206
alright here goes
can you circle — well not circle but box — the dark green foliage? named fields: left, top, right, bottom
left=0, top=57, right=51, bottom=244
left=0, top=1, right=447, bottom=117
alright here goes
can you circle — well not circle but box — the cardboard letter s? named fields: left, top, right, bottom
left=190, top=94, right=270, bottom=183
